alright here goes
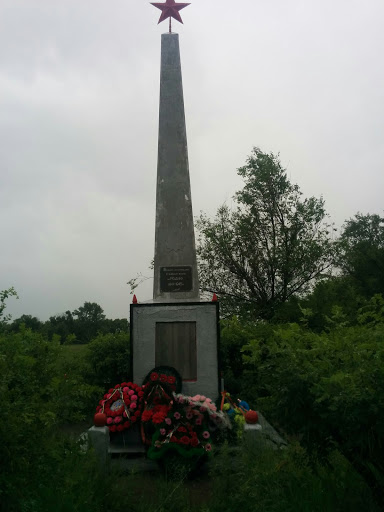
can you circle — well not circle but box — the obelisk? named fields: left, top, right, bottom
left=153, top=31, right=200, bottom=301
left=131, top=2, right=219, bottom=401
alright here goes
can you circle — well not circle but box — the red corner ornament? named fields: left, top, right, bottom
left=151, top=0, right=190, bottom=26
left=212, top=293, right=218, bottom=302
left=132, top=295, right=138, bottom=304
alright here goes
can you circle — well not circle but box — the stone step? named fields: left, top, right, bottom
left=108, top=444, right=146, bottom=455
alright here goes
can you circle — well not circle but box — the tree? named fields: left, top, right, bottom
left=196, top=148, right=336, bottom=318
left=9, top=314, right=43, bottom=333
left=72, top=302, right=106, bottom=343
left=338, top=213, right=384, bottom=298
left=45, top=310, right=75, bottom=343
left=0, top=287, right=18, bottom=329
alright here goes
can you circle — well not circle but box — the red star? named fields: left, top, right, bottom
left=151, top=0, right=191, bottom=25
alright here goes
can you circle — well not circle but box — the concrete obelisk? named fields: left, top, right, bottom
left=153, top=32, right=200, bottom=301
left=131, top=3, right=219, bottom=401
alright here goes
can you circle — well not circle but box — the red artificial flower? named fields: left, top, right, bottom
left=150, top=372, right=159, bottom=381
left=177, top=426, right=187, bottom=433
left=167, top=376, right=176, bottom=384
left=190, top=437, right=199, bottom=447
left=131, top=416, right=137, bottom=423
left=159, top=374, right=167, bottom=383
left=152, top=412, right=166, bottom=424
left=142, top=410, right=154, bottom=422
left=180, top=436, right=190, bottom=445
left=124, top=421, right=130, bottom=429
left=134, top=410, right=141, bottom=417
left=138, top=391, right=144, bottom=397
left=117, top=424, right=124, bottom=432
left=170, top=436, right=179, bottom=444
left=110, top=425, right=117, bottom=432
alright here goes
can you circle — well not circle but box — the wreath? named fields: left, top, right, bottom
left=95, top=382, right=144, bottom=433
left=142, top=365, right=182, bottom=394
left=146, top=392, right=231, bottom=460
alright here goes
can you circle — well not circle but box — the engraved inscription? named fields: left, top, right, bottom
left=160, top=266, right=193, bottom=293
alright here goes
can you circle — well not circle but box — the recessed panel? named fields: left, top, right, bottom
left=155, top=321, right=197, bottom=380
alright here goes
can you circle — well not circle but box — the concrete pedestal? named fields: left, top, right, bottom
left=88, top=426, right=110, bottom=471
left=130, top=302, right=220, bottom=401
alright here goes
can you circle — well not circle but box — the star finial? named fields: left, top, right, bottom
left=151, top=0, right=191, bottom=32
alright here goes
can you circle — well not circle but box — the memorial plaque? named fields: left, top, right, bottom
left=160, top=266, right=193, bottom=293
left=155, top=322, right=197, bottom=380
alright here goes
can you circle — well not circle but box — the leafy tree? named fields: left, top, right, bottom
left=72, top=302, right=106, bottom=343
left=0, top=287, right=18, bottom=328
left=73, top=302, right=106, bottom=324
left=338, top=213, right=384, bottom=297
left=8, top=314, right=44, bottom=333
left=45, top=310, right=75, bottom=343
left=197, top=148, right=336, bottom=319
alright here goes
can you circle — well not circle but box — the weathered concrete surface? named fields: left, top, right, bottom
left=131, top=303, right=219, bottom=401
left=88, top=426, right=110, bottom=472
left=153, top=33, right=199, bottom=301
left=243, top=413, right=288, bottom=450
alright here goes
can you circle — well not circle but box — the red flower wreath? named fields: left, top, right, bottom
left=96, top=382, right=144, bottom=433
left=148, top=371, right=177, bottom=392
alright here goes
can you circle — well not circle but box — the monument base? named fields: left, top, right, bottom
left=130, top=302, right=220, bottom=401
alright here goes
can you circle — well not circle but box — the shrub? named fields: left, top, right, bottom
left=86, top=332, right=131, bottom=388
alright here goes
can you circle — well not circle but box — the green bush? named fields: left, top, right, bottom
left=240, top=320, right=384, bottom=501
left=0, top=328, right=60, bottom=502
left=86, top=332, right=131, bottom=388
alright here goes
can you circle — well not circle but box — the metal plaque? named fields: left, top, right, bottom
left=160, top=266, right=193, bottom=293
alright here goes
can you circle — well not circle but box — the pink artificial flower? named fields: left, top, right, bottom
left=131, top=395, right=138, bottom=401
left=211, top=414, right=217, bottom=420
left=203, top=431, right=210, bottom=439
left=200, top=406, right=207, bottom=413
left=114, top=416, right=122, bottom=424
left=205, top=443, right=212, bottom=452
left=165, top=418, right=172, bottom=425
left=174, top=412, right=181, bottom=420
left=107, top=417, right=113, bottom=425
left=195, top=417, right=202, bottom=426
left=130, top=402, right=137, bottom=409
left=200, top=395, right=206, bottom=402
left=186, top=412, right=193, bottom=420
left=128, top=390, right=134, bottom=395
left=123, top=387, right=129, bottom=393
left=208, top=403, right=217, bottom=411
left=192, top=395, right=201, bottom=402
left=160, top=428, right=166, bottom=436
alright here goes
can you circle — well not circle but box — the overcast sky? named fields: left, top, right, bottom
left=1, top=0, right=383, bottom=321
